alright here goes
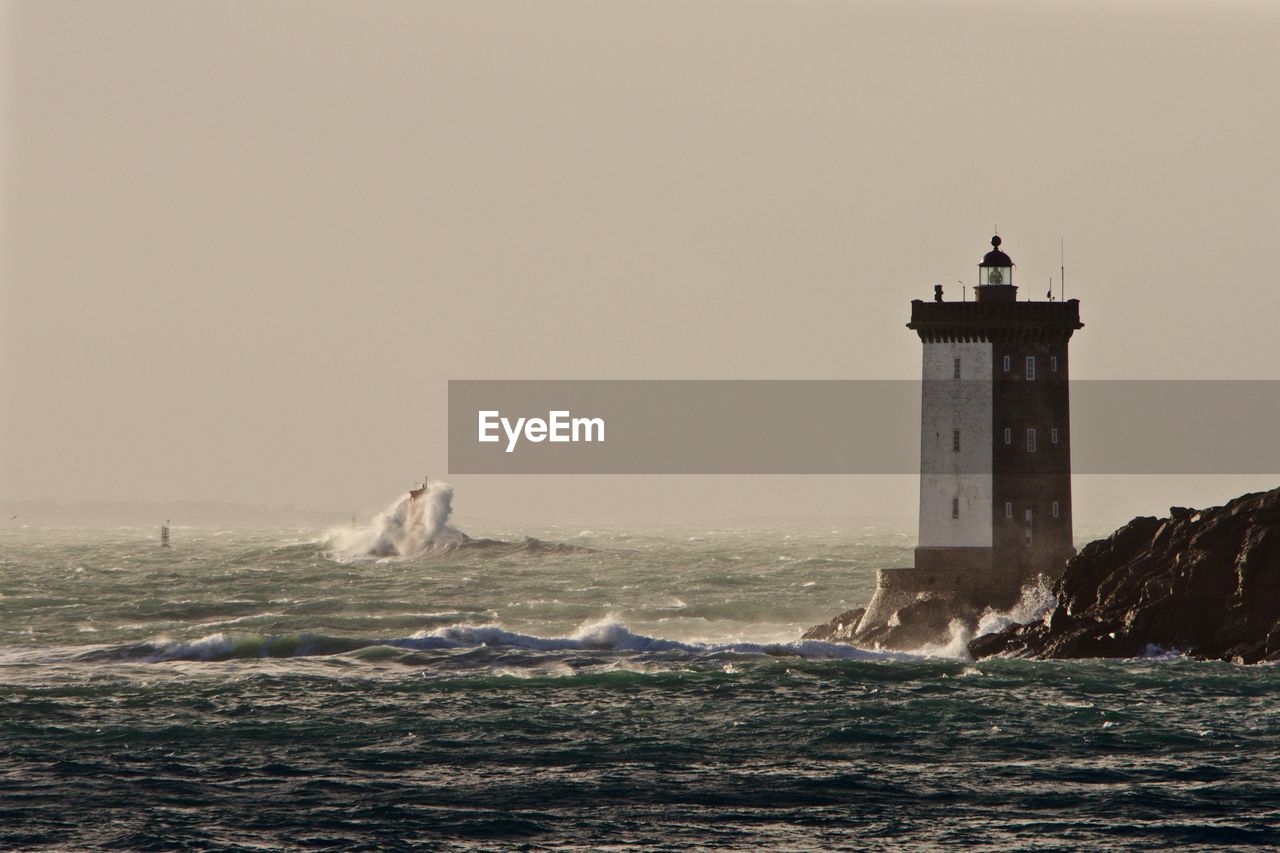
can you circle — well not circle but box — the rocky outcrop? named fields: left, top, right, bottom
left=801, top=595, right=994, bottom=651
left=802, top=608, right=865, bottom=642
left=851, top=595, right=981, bottom=649
left=970, top=488, right=1280, bottom=664
left=803, top=567, right=1039, bottom=650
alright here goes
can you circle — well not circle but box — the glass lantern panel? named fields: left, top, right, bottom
left=981, top=265, right=1011, bottom=285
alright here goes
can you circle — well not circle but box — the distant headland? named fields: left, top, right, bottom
left=0, top=499, right=346, bottom=528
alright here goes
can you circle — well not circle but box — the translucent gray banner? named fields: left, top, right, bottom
left=447, top=380, right=1280, bottom=474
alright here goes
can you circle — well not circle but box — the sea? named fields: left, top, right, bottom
left=2, top=487, right=1277, bottom=850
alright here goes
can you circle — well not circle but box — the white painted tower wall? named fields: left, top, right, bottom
left=918, top=341, right=992, bottom=548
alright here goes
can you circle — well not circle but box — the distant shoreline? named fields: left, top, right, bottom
left=0, top=499, right=347, bottom=529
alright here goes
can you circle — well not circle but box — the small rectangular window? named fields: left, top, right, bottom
left=953, top=429, right=961, bottom=452
left=1052, top=501, right=1060, bottom=518
left=952, top=497, right=960, bottom=519
left=1027, top=428, right=1037, bottom=452
left=1025, top=509, right=1033, bottom=523
left=1051, top=428, right=1059, bottom=445
left=953, top=357, right=961, bottom=379
left=1026, top=356, right=1036, bottom=381
left=1003, top=427, right=1012, bottom=445
left=1005, top=501, right=1013, bottom=518
left=1003, top=355, right=1011, bottom=372
left=1051, top=356, right=1058, bottom=372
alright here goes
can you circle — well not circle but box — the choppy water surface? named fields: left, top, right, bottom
left=1, top=518, right=1277, bottom=849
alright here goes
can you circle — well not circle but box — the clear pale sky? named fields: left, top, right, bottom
left=3, top=1, right=1279, bottom=526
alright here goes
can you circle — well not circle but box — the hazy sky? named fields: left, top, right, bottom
left=3, top=1, right=1279, bottom=526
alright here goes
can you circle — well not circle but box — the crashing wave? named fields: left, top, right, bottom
left=77, top=617, right=938, bottom=664
left=324, top=483, right=591, bottom=562
left=974, top=576, right=1057, bottom=639
left=901, top=579, right=1060, bottom=662
left=326, top=483, right=470, bottom=561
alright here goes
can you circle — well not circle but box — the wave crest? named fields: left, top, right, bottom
left=78, top=617, right=935, bottom=664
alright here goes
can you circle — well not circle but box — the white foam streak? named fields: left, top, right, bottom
left=148, top=632, right=238, bottom=661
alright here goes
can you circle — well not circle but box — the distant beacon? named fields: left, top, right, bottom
left=858, top=235, right=1084, bottom=639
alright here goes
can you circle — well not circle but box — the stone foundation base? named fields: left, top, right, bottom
left=854, top=565, right=1038, bottom=650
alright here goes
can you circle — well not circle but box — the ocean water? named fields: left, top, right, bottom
left=2, top=497, right=1278, bottom=849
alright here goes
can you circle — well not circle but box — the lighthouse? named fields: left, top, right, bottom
left=856, top=235, right=1083, bottom=644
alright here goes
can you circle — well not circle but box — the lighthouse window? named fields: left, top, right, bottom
left=1003, top=427, right=1012, bottom=445
left=1051, top=427, right=1059, bottom=445
left=1005, top=501, right=1013, bottom=518
left=952, top=429, right=961, bottom=452
left=1052, top=501, right=1061, bottom=518
left=1026, top=356, right=1036, bottom=381
left=1051, top=356, right=1059, bottom=372
left=953, top=357, right=961, bottom=379
left=952, top=497, right=960, bottom=519
left=1027, top=428, right=1037, bottom=452
left=1003, top=355, right=1011, bottom=372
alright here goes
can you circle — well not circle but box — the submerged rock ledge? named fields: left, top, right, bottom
left=970, top=487, right=1280, bottom=664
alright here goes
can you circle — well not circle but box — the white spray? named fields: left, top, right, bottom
left=906, top=578, right=1058, bottom=661
left=327, top=482, right=469, bottom=562
left=975, top=576, right=1057, bottom=639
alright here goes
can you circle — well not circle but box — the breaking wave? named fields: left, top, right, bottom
left=78, top=617, right=939, bottom=664
left=895, top=578, right=1061, bottom=663
left=326, top=483, right=469, bottom=561
left=323, top=483, right=590, bottom=562
left=974, top=576, right=1057, bottom=638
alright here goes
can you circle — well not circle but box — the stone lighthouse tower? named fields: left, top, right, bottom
left=856, top=235, right=1083, bottom=644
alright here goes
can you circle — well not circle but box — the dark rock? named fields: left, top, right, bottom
left=970, top=487, right=1280, bottom=664
left=802, top=608, right=866, bottom=641
left=852, top=596, right=977, bottom=650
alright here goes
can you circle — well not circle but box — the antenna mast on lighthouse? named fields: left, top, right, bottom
left=1060, top=236, right=1066, bottom=301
